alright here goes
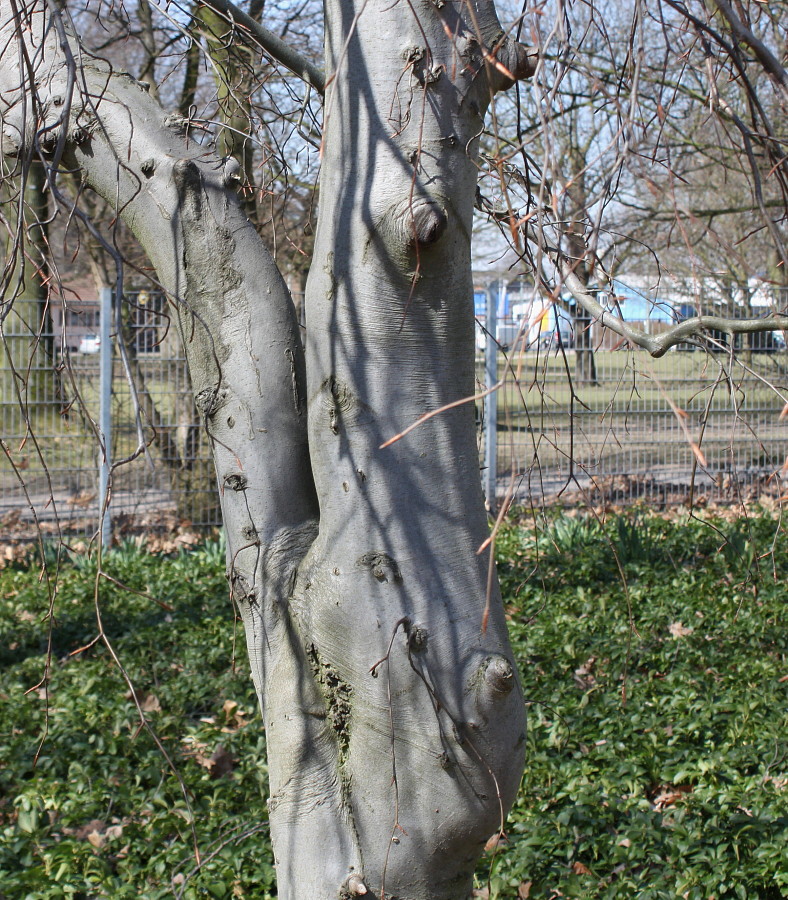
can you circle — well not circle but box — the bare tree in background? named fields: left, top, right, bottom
left=1, top=0, right=787, bottom=897
left=477, top=0, right=786, bottom=355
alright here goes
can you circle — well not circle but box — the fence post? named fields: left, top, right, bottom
left=484, top=281, right=499, bottom=510
left=98, top=287, right=113, bottom=548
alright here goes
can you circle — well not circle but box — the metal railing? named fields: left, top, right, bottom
left=0, top=291, right=219, bottom=542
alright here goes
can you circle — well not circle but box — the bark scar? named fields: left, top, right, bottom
left=321, top=377, right=354, bottom=434
left=356, top=551, right=402, bottom=583
left=307, top=644, right=353, bottom=758
left=285, top=348, right=303, bottom=415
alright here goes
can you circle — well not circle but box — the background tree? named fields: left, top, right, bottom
left=477, top=0, right=786, bottom=355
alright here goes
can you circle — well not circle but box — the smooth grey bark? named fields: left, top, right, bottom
left=0, top=4, right=330, bottom=882
left=0, top=3, right=533, bottom=898
left=291, top=2, right=533, bottom=897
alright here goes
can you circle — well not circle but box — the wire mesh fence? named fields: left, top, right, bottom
left=480, top=339, right=788, bottom=509
left=1, top=296, right=786, bottom=542
left=0, top=291, right=219, bottom=542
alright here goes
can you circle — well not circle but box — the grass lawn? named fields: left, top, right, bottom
left=0, top=511, right=786, bottom=898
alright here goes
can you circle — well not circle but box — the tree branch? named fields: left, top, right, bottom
left=527, top=224, right=788, bottom=358
left=1, top=7, right=367, bottom=883
left=195, top=0, right=325, bottom=94
left=708, top=0, right=788, bottom=104
left=1, top=0, right=320, bottom=665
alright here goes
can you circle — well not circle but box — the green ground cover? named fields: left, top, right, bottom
left=493, top=511, right=787, bottom=899
left=0, top=512, right=786, bottom=898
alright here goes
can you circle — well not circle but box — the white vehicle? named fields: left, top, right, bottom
left=78, top=334, right=100, bottom=353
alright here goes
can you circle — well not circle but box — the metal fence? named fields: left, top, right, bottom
left=2, top=299, right=787, bottom=542
left=1, top=290, right=218, bottom=543
left=480, top=341, right=788, bottom=509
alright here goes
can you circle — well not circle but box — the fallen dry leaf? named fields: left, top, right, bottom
left=1, top=543, right=29, bottom=568
left=651, top=783, right=693, bottom=810
left=68, top=819, right=105, bottom=840
left=183, top=737, right=214, bottom=769
left=209, top=744, right=237, bottom=779
left=763, top=775, right=786, bottom=791
left=484, top=831, right=507, bottom=852
left=668, top=622, right=693, bottom=639
left=573, top=656, right=597, bottom=689
left=87, top=830, right=105, bottom=849
left=221, top=699, right=250, bottom=732
left=140, top=694, right=161, bottom=713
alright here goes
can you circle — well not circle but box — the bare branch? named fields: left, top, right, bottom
left=708, top=0, right=788, bottom=104
left=528, top=225, right=788, bottom=359
left=196, top=0, right=325, bottom=94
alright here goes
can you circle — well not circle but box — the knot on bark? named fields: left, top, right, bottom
left=223, top=157, right=241, bottom=188
left=470, top=654, right=515, bottom=718
left=195, top=385, right=227, bottom=419
left=223, top=472, right=247, bottom=492
left=342, top=874, right=368, bottom=897
left=408, top=625, right=429, bottom=653
left=164, top=112, right=190, bottom=134
left=230, top=571, right=256, bottom=606
left=356, top=551, right=402, bottom=583
left=373, top=196, right=449, bottom=262
left=321, top=377, right=355, bottom=435
left=72, top=125, right=92, bottom=146
left=482, top=654, right=514, bottom=696
left=410, top=201, right=448, bottom=247
left=39, top=130, right=59, bottom=155
left=241, top=524, right=259, bottom=542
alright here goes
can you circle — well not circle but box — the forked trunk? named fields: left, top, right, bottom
left=0, top=3, right=532, bottom=897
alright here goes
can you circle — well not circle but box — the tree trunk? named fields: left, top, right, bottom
left=198, top=5, right=260, bottom=224
left=571, top=303, right=598, bottom=385
left=284, top=3, right=532, bottom=896
left=563, top=140, right=598, bottom=386
left=0, top=5, right=532, bottom=898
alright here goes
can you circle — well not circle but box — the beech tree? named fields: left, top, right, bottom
left=1, top=1, right=535, bottom=897
left=1, top=1, right=786, bottom=898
